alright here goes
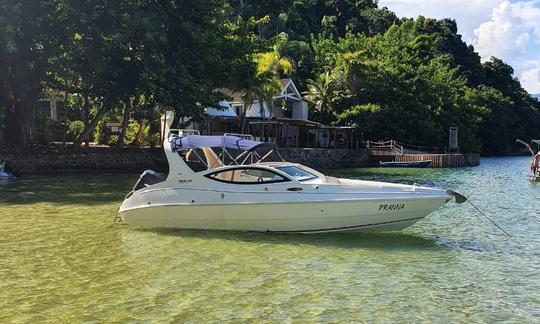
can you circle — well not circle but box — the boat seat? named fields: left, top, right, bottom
left=202, top=148, right=223, bottom=169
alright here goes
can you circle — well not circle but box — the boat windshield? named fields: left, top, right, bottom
left=275, top=166, right=318, bottom=182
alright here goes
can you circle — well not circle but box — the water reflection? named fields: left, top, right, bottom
left=0, top=174, right=136, bottom=205
left=132, top=227, right=443, bottom=251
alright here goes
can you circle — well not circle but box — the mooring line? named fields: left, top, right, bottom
left=447, top=189, right=511, bottom=237
left=466, top=199, right=512, bottom=237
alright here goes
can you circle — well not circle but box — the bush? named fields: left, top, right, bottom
left=93, top=118, right=110, bottom=145
left=68, top=120, right=85, bottom=137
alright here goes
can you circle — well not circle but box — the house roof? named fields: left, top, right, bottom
left=217, top=88, right=244, bottom=103
left=218, top=79, right=303, bottom=104
left=275, top=78, right=302, bottom=102
left=205, top=100, right=238, bottom=117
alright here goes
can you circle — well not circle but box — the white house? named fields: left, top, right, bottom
left=213, top=79, right=309, bottom=120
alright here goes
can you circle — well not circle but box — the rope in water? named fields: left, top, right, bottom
left=466, top=199, right=512, bottom=237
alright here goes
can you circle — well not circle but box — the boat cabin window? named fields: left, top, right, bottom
left=205, top=168, right=290, bottom=184
left=275, top=166, right=318, bottom=182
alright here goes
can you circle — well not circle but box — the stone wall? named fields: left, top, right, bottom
left=0, top=148, right=168, bottom=174
left=0, top=147, right=370, bottom=174
left=279, top=148, right=370, bottom=169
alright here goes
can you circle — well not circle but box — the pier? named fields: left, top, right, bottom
left=366, top=140, right=480, bottom=168
left=394, top=153, right=480, bottom=168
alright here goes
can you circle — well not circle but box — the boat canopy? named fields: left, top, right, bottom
left=171, top=135, right=274, bottom=152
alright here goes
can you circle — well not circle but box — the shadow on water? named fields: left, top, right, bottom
left=134, top=227, right=447, bottom=251
left=0, top=174, right=137, bottom=205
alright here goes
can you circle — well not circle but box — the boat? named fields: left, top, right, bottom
left=0, top=160, right=18, bottom=180
left=379, top=160, right=432, bottom=168
left=117, top=112, right=457, bottom=233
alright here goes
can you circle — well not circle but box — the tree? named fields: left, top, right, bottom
left=303, top=71, right=339, bottom=123
left=235, top=50, right=292, bottom=132
left=47, top=0, right=249, bottom=149
left=0, top=0, right=67, bottom=148
left=479, top=57, right=540, bottom=154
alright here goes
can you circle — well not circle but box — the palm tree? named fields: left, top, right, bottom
left=237, top=51, right=292, bottom=132
left=303, top=71, right=337, bottom=123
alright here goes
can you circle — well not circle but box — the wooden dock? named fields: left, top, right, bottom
left=366, top=140, right=480, bottom=168
left=394, top=153, right=480, bottom=168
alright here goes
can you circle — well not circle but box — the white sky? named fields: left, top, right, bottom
left=379, top=0, right=540, bottom=93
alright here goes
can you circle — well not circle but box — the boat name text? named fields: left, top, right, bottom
left=379, top=203, right=405, bottom=211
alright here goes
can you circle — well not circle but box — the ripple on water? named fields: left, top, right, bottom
left=1, top=158, right=540, bottom=322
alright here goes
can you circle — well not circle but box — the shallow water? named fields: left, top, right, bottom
left=1, top=156, right=539, bottom=322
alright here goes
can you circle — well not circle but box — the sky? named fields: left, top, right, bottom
left=379, top=0, right=540, bottom=94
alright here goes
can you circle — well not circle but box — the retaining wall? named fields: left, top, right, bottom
left=0, top=148, right=169, bottom=174
left=279, top=148, right=369, bottom=169
left=1, top=148, right=479, bottom=174
left=0, top=147, right=370, bottom=174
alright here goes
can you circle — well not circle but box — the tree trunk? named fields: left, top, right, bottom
left=2, top=62, right=37, bottom=150
left=133, top=119, right=146, bottom=146
left=83, top=97, right=91, bottom=147
left=117, top=99, right=131, bottom=147
left=240, top=107, right=249, bottom=134
left=259, top=97, right=265, bottom=118
left=72, top=103, right=109, bottom=150
left=3, top=97, right=34, bottom=150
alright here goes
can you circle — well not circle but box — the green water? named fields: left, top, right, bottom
left=1, top=157, right=539, bottom=322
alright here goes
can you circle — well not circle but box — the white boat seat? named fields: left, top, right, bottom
left=202, top=148, right=223, bottom=169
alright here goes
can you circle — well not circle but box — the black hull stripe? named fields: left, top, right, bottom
left=270, top=216, right=425, bottom=233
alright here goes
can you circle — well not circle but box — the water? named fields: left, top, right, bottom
left=1, top=157, right=539, bottom=322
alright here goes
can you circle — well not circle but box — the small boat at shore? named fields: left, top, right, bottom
left=0, top=160, right=18, bottom=180
left=379, top=160, right=432, bottom=168
left=117, top=112, right=459, bottom=233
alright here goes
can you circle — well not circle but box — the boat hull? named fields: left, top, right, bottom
left=119, top=197, right=449, bottom=233
left=0, top=171, right=15, bottom=179
left=379, top=160, right=432, bottom=168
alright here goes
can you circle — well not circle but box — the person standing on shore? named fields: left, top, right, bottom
left=532, top=151, right=540, bottom=176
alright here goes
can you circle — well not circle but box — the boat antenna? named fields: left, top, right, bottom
left=446, top=189, right=512, bottom=237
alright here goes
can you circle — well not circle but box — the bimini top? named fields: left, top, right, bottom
left=170, top=135, right=274, bottom=152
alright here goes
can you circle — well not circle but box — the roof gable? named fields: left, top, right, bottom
left=218, top=79, right=303, bottom=104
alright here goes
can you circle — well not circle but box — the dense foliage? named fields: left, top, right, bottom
left=0, top=0, right=539, bottom=154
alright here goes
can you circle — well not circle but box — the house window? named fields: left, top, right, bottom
left=205, top=167, right=290, bottom=184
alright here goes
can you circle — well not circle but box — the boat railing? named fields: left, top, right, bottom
left=366, top=140, right=404, bottom=154
left=366, top=140, right=457, bottom=154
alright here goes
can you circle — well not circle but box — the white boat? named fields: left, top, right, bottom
left=0, top=160, right=18, bottom=180
left=117, top=112, right=456, bottom=233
